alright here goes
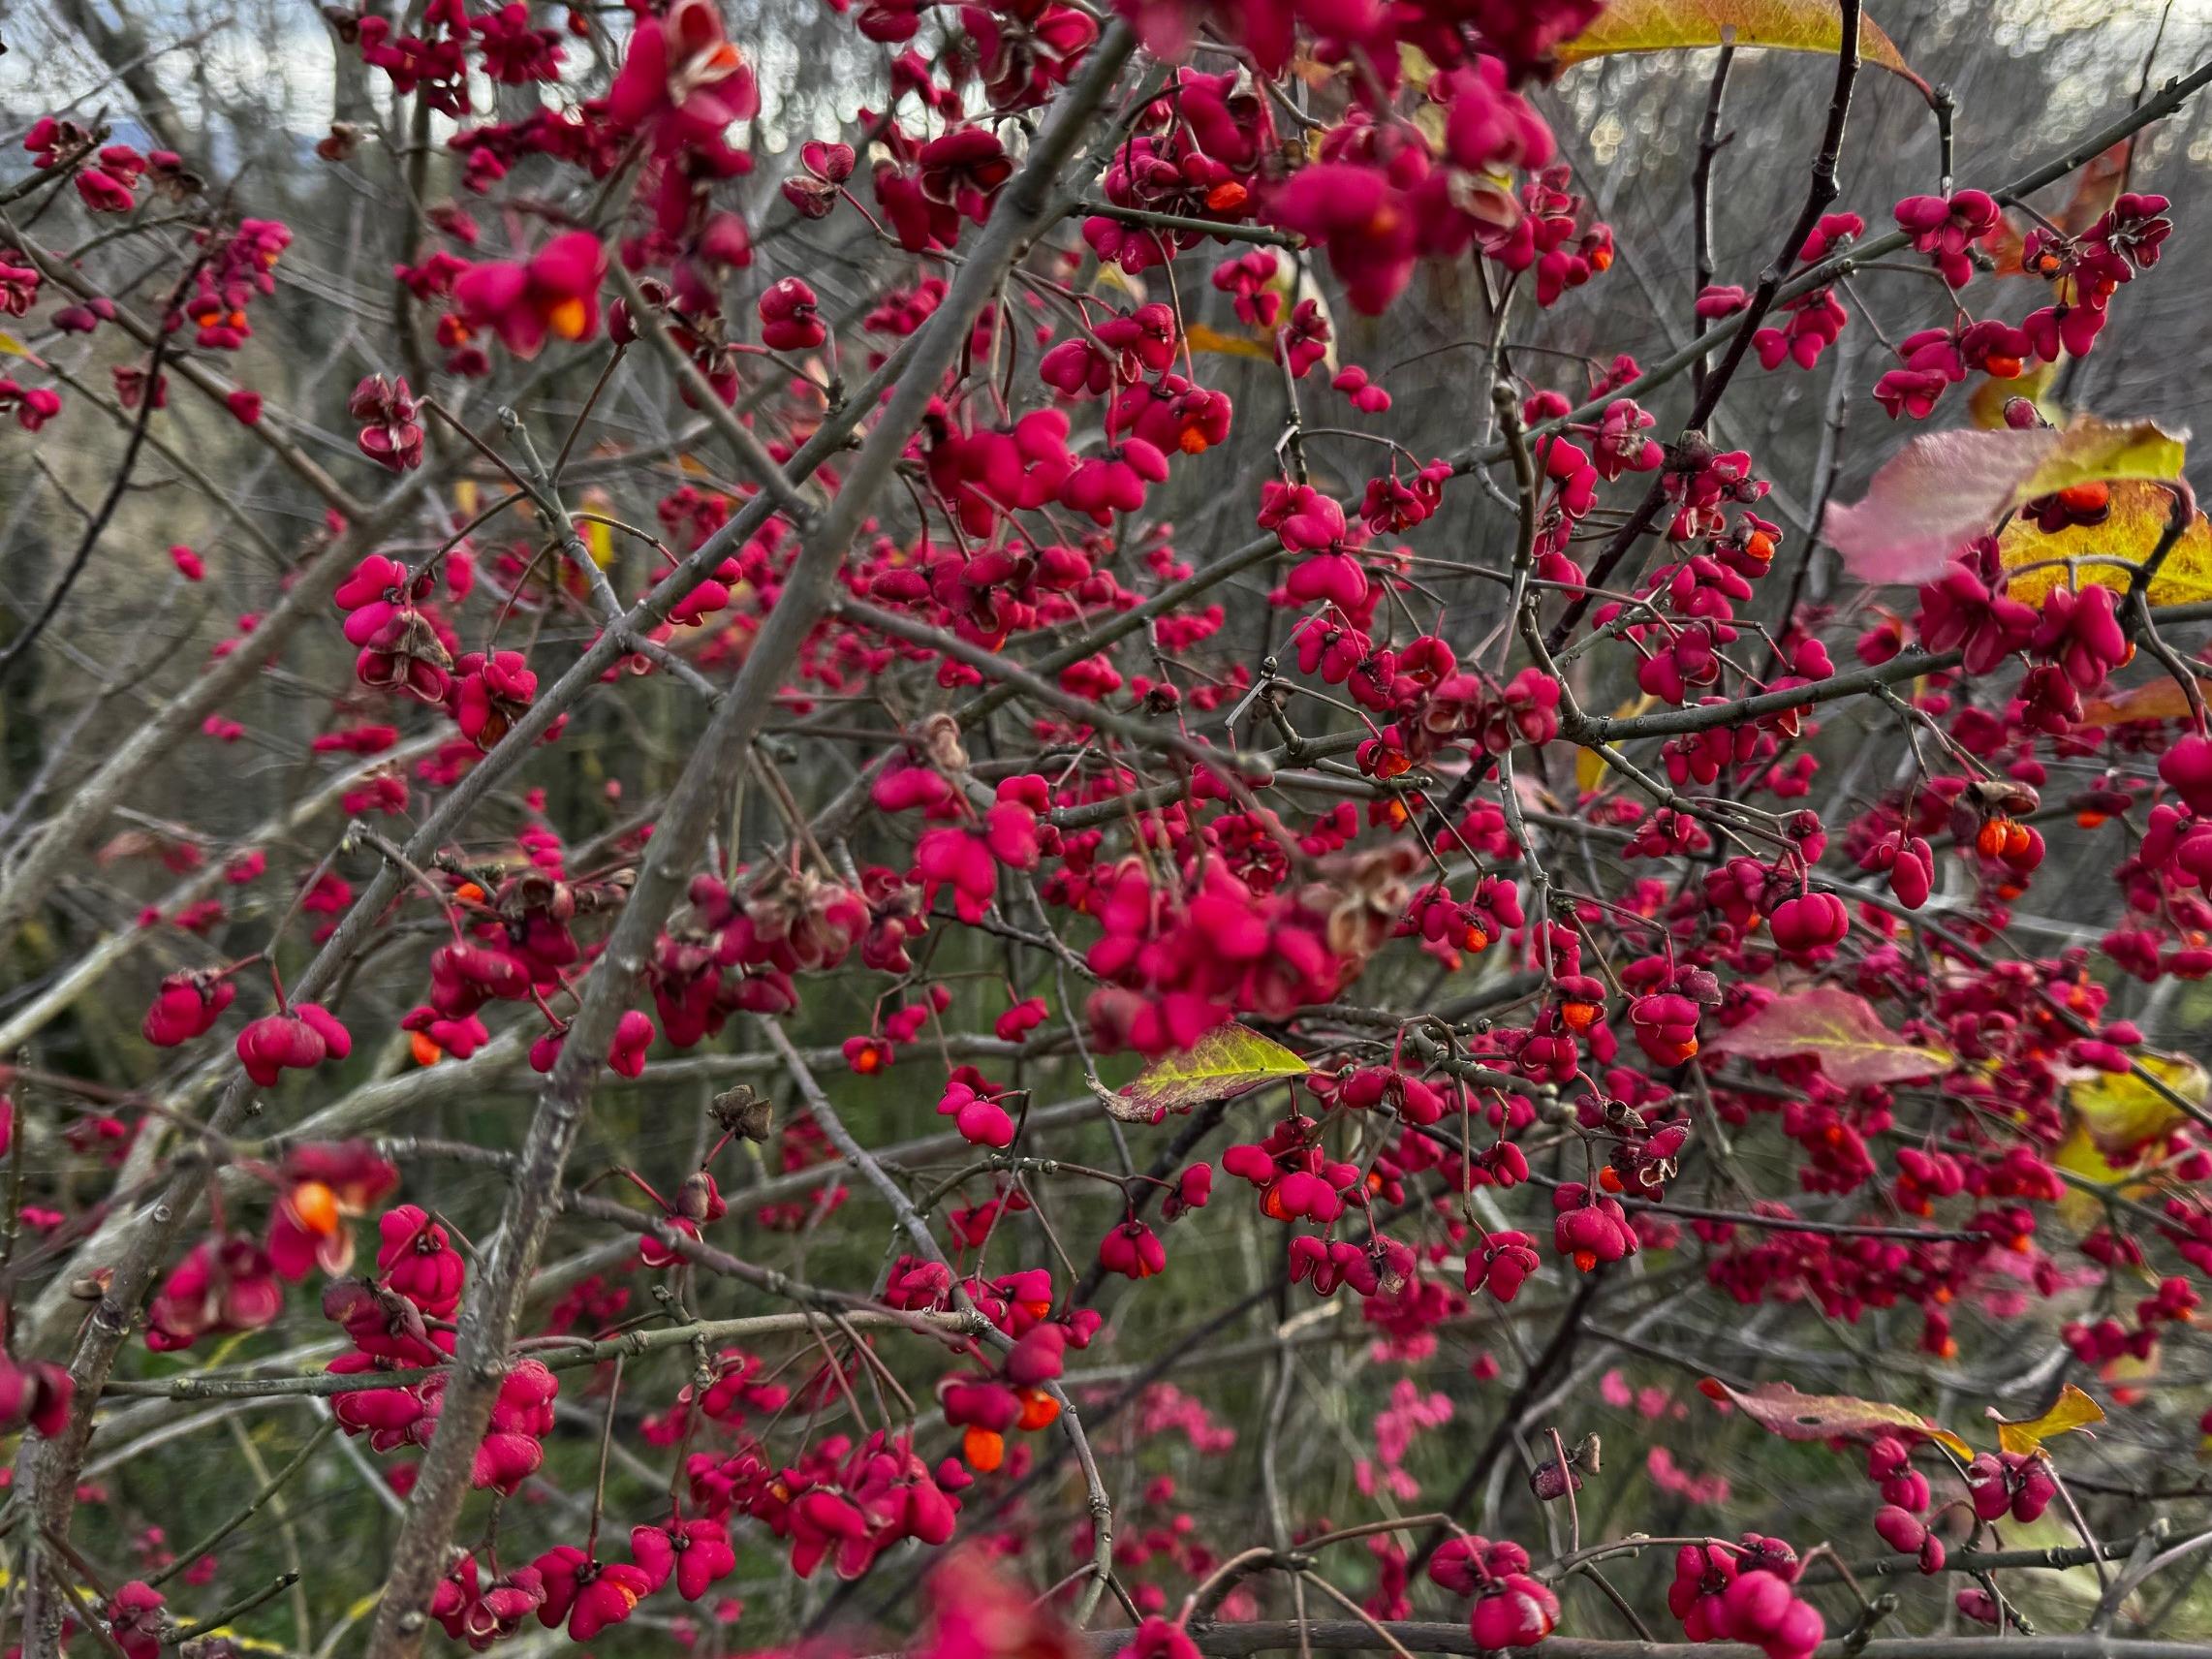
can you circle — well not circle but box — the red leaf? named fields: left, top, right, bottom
left=1706, top=986, right=1952, bottom=1087
left=1700, top=1378, right=1974, bottom=1459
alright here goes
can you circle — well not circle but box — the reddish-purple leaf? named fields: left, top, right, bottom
left=1706, top=986, right=1952, bottom=1086
left=1700, top=1378, right=1975, bottom=1459
left=1824, top=427, right=2061, bottom=585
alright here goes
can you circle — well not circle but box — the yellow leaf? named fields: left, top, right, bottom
left=2054, top=1120, right=2154, bottom=1188
left=0, top=330, right=29, bottom=359
left=2068, top=1052, right=2207, bottom=1157
left=580, top=489, right=617, bottom=568
left=1114, top=1022, right=1307, bottom=1123
left=1991, top=1384, right=2105, bottom=1456
left=2000, top=479, right=2212, bottom=609
left=1576, top=695, right=1653, bottom=794
left=2052, top=1120, right=2141, bottom=1235
left=454, top=478, right=481, bottom=517
left=1183, top=322, right=1274, bottom=361
left=1553, top=1, right=1930, bottom=98
left=1093, top=263, right=1148, bottom=305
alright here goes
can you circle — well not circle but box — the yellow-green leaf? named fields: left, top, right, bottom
left=2069, top=1052, right=2208, bottom=1157
left=1704, top=986, right=1952, bottom=1088
left=1700, top=1377, right=1974, bottom=1460
left=2000, top=478, right=2212, bottom=609
left=1553, top=1, right=1929, bottom=98
left=2020, top=418, right=2187, bottom=504
left=1991, top=1384, right=2105, bottom=1456
left=2051, top=1059, right=2206, bottom=1236
left=0, top=330, right=29, bottom=359
left=1114, top=1022, right=1307, bottom=1123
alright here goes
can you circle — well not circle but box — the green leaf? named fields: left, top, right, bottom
left=1113, top=1022, right=1307, bottom=1124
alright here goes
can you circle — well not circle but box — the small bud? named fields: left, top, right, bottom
left=1968, top=776, right=2041, bottom=817
left=321, top=1276, right=375, bottom=1321
left=317, top=122, right=363, bottom=162
left=1677, top=968, right=1724, bottom=1007
left=676, top=1170, right=717, bottom=1223
left=919, top=711, right=969, bottom=774
left=1528, top=1456, right=1583, bottom=1502
left=1670, top=430, right=1717, bottom=471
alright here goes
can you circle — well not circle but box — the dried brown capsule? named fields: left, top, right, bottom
left=712, top=1082, right=774, bottom=1143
